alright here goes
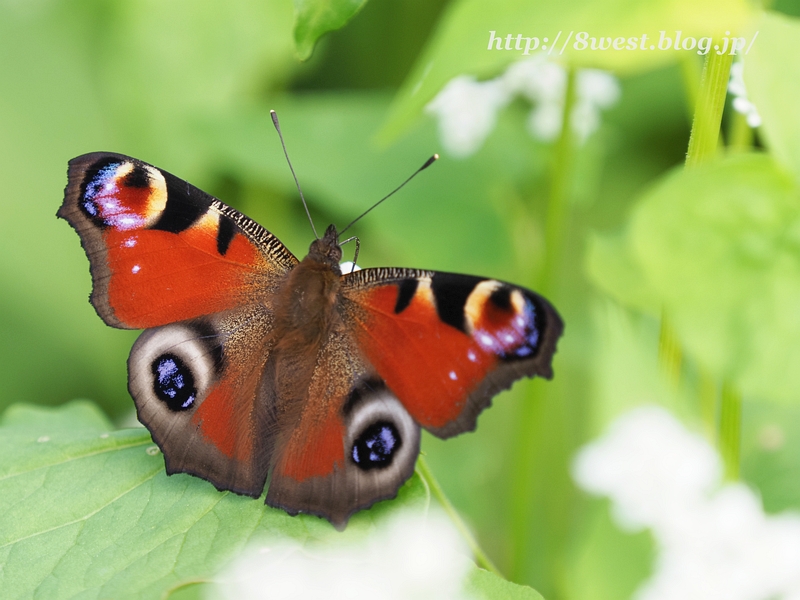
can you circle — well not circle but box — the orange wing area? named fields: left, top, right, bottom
left=272, top=402, right=346, bottom=481
left=346, top=281, right=497, bottom=431
left=103, top=219, right=264, bottom=329
left=59, top=152, right=297, bottom=329
left=191, top=374, right=256, bottom=462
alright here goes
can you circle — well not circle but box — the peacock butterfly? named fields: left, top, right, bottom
left=58, top=136, right=563, bottom=528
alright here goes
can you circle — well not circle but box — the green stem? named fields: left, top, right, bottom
left=719, top=382, right=742, bottom=480
left=728, top=108, right=754, bottom=152
left=699, top=366, right=718, bottom=442
left=681, top=45, right=741, bottom=473
left=416, top=456, right=503, bottom=577
left=506, top=68, right=578, bottom=585
left=657, top=312, right=682, bottom=387
left=685, top=46, right=734, bottom=167
left=540, top=66, right=577, bottom=295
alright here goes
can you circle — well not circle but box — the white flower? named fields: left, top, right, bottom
left=729, top=61, right=762, bottom=128
left=572, top=69, right=620, bottom=142
left=573, top=406, right=800, bottom=600
left=425, top=56, right=620, bottom=156
left=424, top=75, right=510, bottom=157
left=209, top=509, right=474, bottom=600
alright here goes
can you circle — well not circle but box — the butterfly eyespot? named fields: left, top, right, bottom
left=342, top=383, right=420, bottom=494
left=129, top=322, right=221, bottom=417
left=351, top=421, right=402, bottom=470
left=151, top=353, right=197, bottom=411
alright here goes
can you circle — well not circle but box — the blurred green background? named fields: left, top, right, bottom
left=3, top=0, right=800, bottom=597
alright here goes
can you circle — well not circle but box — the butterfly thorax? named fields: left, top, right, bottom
left=266, top=225, right=344, bottom=434
left=272, top=223, right=343, bottom=348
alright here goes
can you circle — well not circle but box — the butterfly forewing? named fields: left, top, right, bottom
left=341, top=268, right=563, bottom=438
left=59, top=152, right=298, bottom=329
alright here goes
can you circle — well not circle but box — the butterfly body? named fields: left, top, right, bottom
left=59, top=152, right=563, bottom=527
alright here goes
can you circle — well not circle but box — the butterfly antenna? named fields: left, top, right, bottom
left=270, top=110, right=318, bottom=239
left=338, top=154, right=438, bottom=237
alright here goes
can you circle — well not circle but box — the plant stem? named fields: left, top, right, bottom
left=540, top=66, right=577, bottom=295
left=728, top=109, right=754, bottom=151
left=657, top=311, right=682, bottom=387
left=699, top=366, right=717, bottom=442
left=719, top=381, right=742, bottom=480
left=680, top=46, right=741, bottom=474
left=506, top=67, right=578, bottom=585
left=685, top=47, right=734, bottom=168
left=416, top=456, right=503, bottom=578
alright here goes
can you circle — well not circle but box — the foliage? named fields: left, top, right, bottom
left=0, top=402, right=536, bottom=599
left=2, top=0, right=800, bottom=597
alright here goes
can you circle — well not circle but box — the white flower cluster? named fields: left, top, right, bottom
left=209, top=510, right=473, bottom=600
left=728, top=60, right=762, bottom=128
left=573, top=406, right=800, bottom=600
left=425, top=55, right=620, bottom=158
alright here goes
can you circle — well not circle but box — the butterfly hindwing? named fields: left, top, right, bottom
left=128, top=304, right=279, bottom=496
left=341, top=268, right=564, bottom=438
left=58, top=152, right=298, bottom=329
left=266, top=324, right=420, bottom=528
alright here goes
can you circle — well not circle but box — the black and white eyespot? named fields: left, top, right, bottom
left=128, top=323, right=220, bottom=413
left=344, top=382, right=419, bottom=478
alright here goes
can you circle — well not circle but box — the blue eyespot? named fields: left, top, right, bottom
left=351, top=421, right=401, bottom=470
left=151, top=354, right=196, bottom=411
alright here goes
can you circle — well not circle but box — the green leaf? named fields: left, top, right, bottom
left=585, top=232, right=660, bottom=316
left=0, top=402, right=535, bottom=599
left=0, top=402, right=430, bottom=598
left=745, top=11, right=800, bottom=182
left=464, top=564, right=544, bottom=600
left=591, top=153, right=800, bottom=404
left=293, top=0, right=369, bottom=60
left=0, top=400, right=113, bottom=432
left=380, top=0, right=751, bottom=142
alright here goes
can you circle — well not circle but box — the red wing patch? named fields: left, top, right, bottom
left=342, top=268, right=562, bottom=437
left=348, top=280, right=497, bottom=430
left=272, top=403, right=346, bottom=481
left=58, top=152, right=297, bottom=329
left=103, top=221, right=262, bottom=329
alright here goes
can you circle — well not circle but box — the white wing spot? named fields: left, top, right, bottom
left=132, top=265, right=141, bottom=274
left=467, top=349, right=477, bottom=362
left=449, top=371, right=458, bottom=381
left=479, top=333, right=494, bottom=347
left=123, top=237, right=137, bottom=248
left=504, top=333, right=515, bottom=343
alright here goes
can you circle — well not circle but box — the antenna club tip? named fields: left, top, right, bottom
left=421, top=154, right=439, bottom=170
left=270, top=110, right=280, bottom=129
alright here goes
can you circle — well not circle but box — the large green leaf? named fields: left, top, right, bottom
left=0, top=401, right=538, bottom=599
left=588, top=153, right=800, bottom=404
left=380, top=0, right=750, bottom=141
left=745, top=11, right=800, bottom=182
left=293, top=0, right=369, bottom=60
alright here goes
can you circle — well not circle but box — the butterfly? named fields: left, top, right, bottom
left=58, top=149, right=563, bottom=528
